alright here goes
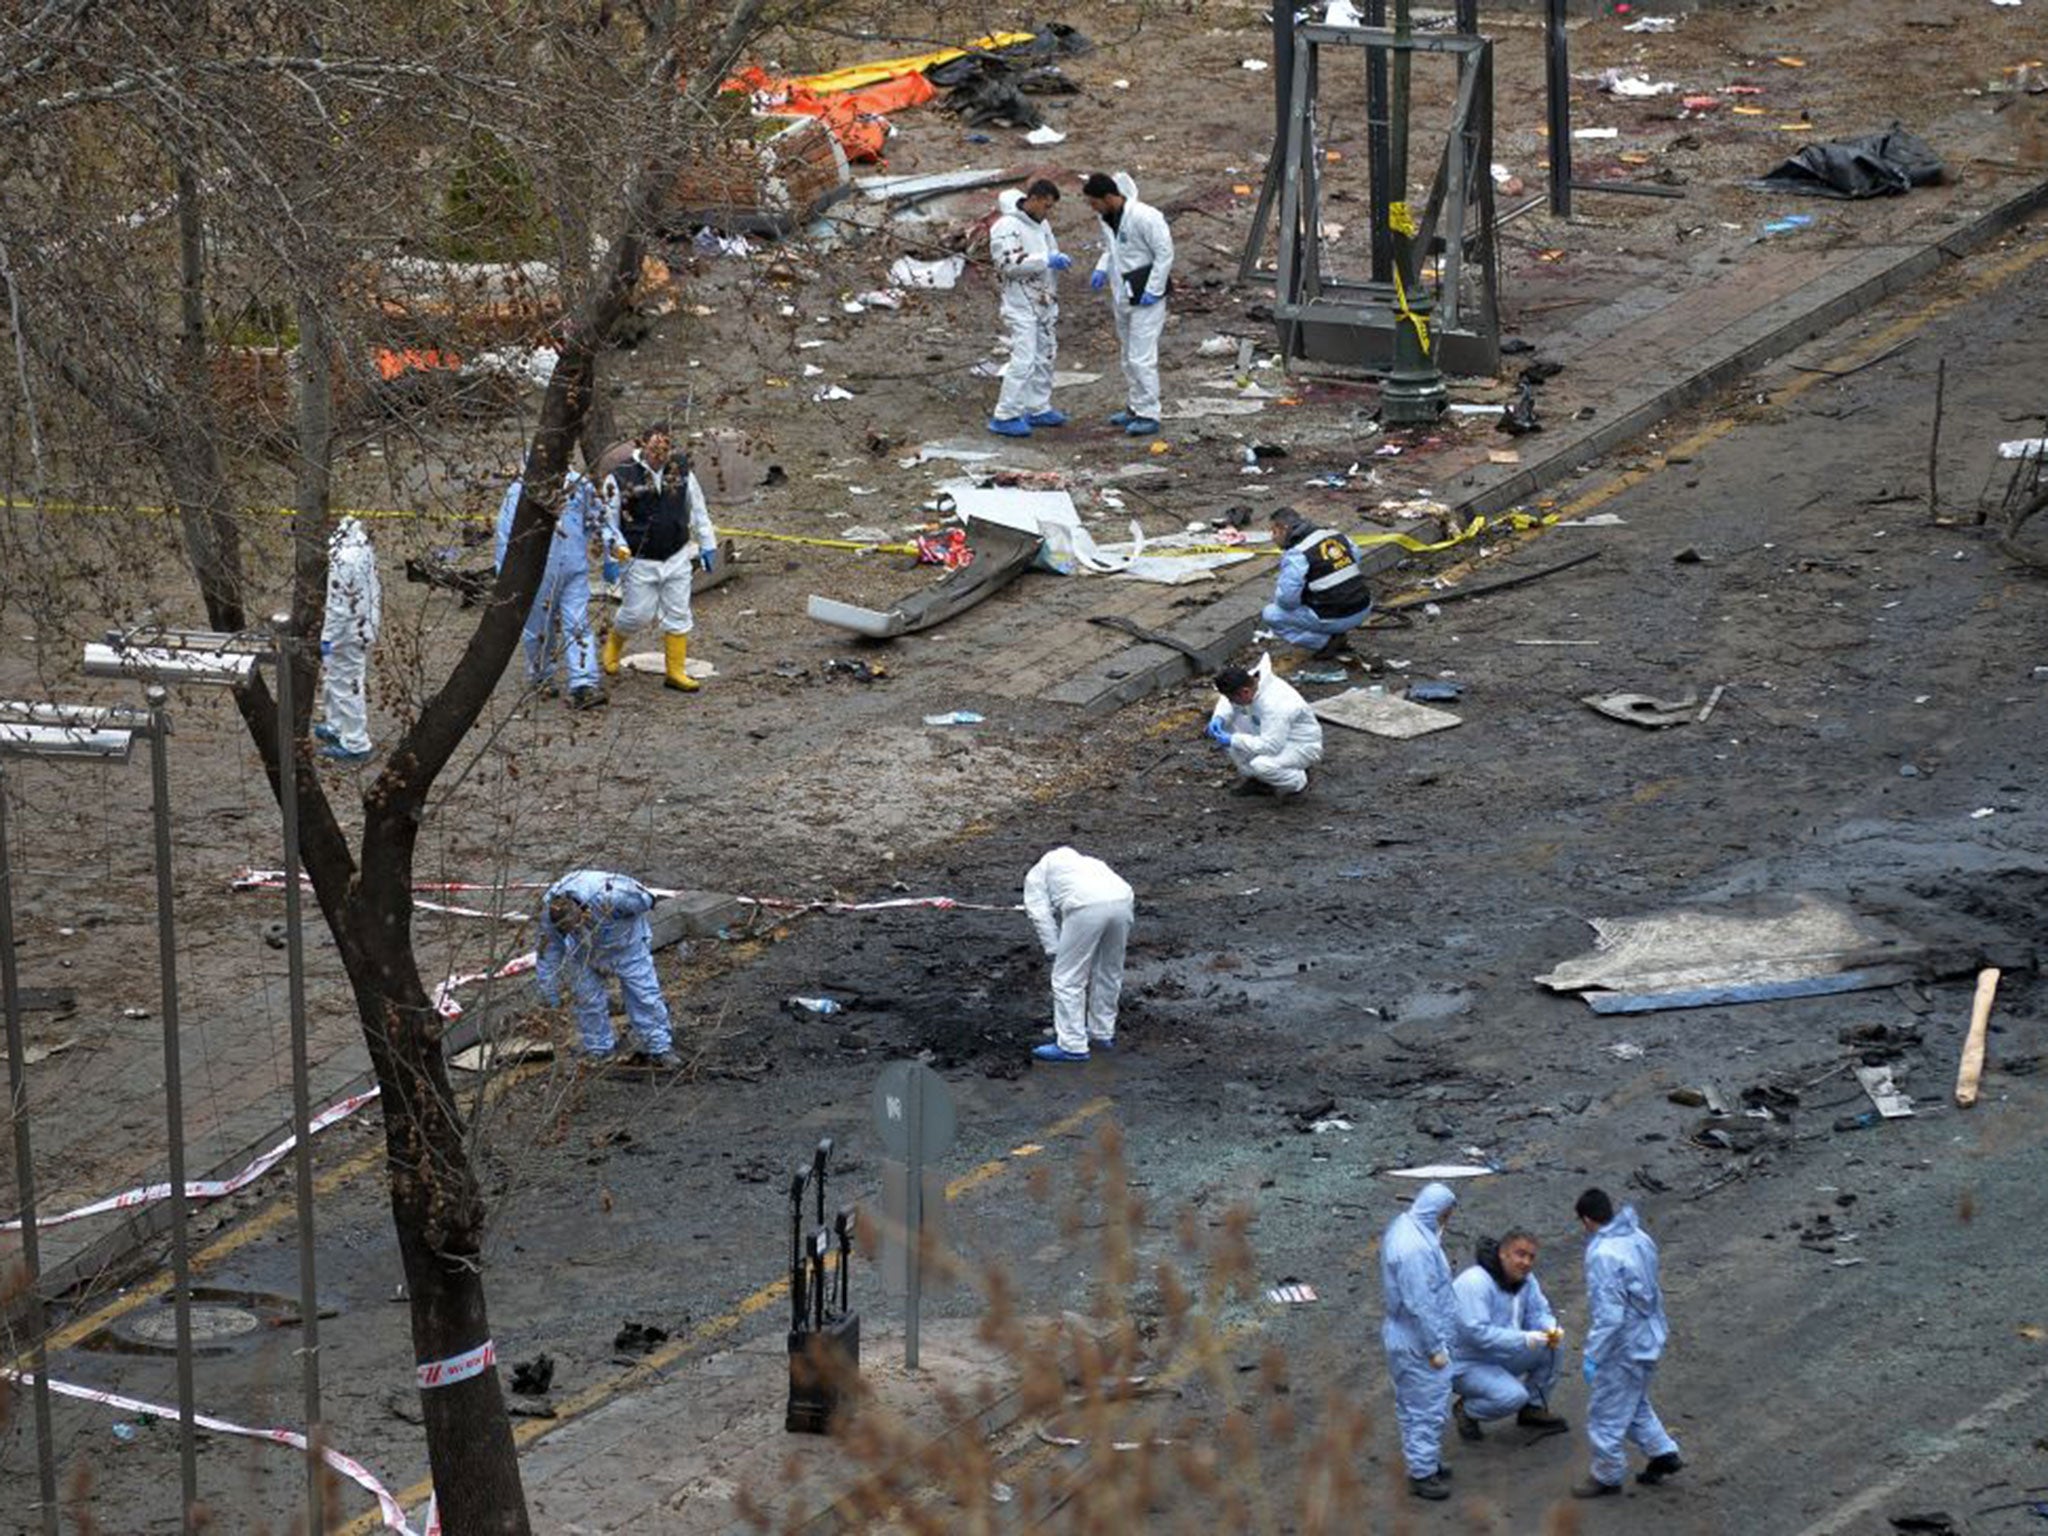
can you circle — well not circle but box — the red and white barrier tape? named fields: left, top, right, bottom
left=430, top=951, right=535, bottom=1020
left=1, top=1088, right=381, bottom=1233
left=736, top=894, right=1024, bottom=914
left=415, top=1339, right=495, bottom=1390
left=233, top=868, right=1020, bottom=922
left=3, top=1368, right=420, bottom=1535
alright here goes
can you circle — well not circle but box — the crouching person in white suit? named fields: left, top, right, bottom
left=1206, top=659, right=1324, bottom=796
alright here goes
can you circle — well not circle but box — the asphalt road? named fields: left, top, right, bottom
left=15, top=248, right=2048, bottom=1536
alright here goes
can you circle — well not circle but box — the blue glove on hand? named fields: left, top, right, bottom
left=1137, top=291, right=1161, bottom=307
left=1048, top=253, right=1073, bottom=271
left=1205, top=718, right=1233, bottom=748
left=320, top=639, right=333, bottom=659
left=699, top=547, right=716, bottom=574
left=1582, top=1357, right=1597, bottom=1386
left=1089, top=269, right=1107, bottom=291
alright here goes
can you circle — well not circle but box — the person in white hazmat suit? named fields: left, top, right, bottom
left=315, top=516, right=382, bottom=763
left=987, top=179, right=1074, bottom=438
left=1022, top=847, right=1134, bottom=1064
left=1082, top=170, right=1174, bottom=436
left=1206, top=659, right=1324, bottom=796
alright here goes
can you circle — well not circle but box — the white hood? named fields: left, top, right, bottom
left=997, top=187, right=1026, bottom=216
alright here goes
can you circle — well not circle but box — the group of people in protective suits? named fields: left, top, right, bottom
left=1382, top=1181, right=1685, bottom=1501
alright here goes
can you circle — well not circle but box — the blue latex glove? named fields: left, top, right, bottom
left=1204, top=718, right=1233, bottom=748
left=1137, top=291, right=1161, bottom=307
left=320, top=639, right=333, bottom=659
left=1048, top=253, right=1073, bottom=271
left=698, top=546, right=716, bottom=574
left=1582, top=1356, right=1597, bottom=1386
left=1089, top=269, right=1107, bottom=291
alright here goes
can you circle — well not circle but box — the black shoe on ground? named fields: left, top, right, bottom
left=1314, top=637, right=1352, bottom=660
left=1409, top=1476, right=1450, bottom=1501
left=1453, top=1397, right=1483, bottom=1442
left=1637, top=1452, right=1684, bottom=1485
left=1429, top=1466, right=1452, bottom=1482
left=568, top=685, right=609, bottom=710
left=1231, top=778, right=1277, bottom=797
left=1517, top=1403, right=1569, bottom=1435
left=1571, top=1477, right=1622, bottom=1499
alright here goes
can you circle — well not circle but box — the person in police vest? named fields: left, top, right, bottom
left=1262, top=506, right=1373, bottom=659
left=599, top=422, right=718, bottom=692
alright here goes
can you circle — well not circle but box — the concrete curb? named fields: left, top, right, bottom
left=1054, top=171, right=2048, bottom=716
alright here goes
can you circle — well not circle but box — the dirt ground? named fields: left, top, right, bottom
left=6, top=1, right=2048, bottom=1531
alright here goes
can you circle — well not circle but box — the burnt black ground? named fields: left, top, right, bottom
left=23, top=248, right=2048, bottom=1536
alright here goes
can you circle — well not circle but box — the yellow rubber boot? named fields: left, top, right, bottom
left=600, top=628, right=625, bottom=677
left=663, top=632, right=699, bottom=692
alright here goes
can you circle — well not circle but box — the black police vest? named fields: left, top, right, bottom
left=1299, top=528, right=1371, bottom=617
left=611, top=455, right=696, bottom=562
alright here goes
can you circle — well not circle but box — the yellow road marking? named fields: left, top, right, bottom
left=336, top=1094, right=1116, bottom=1534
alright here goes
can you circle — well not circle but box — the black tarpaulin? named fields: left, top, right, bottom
left=1758, top=124, right=1945, bottom=199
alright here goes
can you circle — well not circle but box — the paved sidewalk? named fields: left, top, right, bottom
left=517, top=1318, right=1020, bottom=1535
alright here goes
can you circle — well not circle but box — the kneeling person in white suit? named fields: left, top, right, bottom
left=1023, top=847, right=1134, bottom=1064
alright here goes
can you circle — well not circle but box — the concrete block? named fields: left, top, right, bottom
left=650, top=890, right=748, bottom=948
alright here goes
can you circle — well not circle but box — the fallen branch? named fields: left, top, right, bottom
left=1384, top=550, right=1602, bottom=612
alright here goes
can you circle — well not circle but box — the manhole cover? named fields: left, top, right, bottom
left=126, top=1305, right=261, bottom=1346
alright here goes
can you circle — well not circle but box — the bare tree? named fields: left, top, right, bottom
left=0, top=0, right=781, bottom=1527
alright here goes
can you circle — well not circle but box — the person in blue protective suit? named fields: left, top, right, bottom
left=1451, top=1230, right=1569, bottom=1441
left=1380, top=1181, right=1461, bottom=1499
left=533, top=871, right=680, bottom=1070
left=495, top=468, right=606, bottom=710
left=1262, top=507, right=1373, bottom=658
left=1572, top=1187, right=1684, bottom=1497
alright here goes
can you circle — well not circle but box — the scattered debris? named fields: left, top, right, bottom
left=1311, top=690, right=1462, bottom=739
left=1406, top=680, right=1464, bottom=703
left=1024, top=124, right=1067, bottom=145
left=1309, top=1116, right=1354, bottom=1134
left=922, top=710, right=985, bottom=726
left=887, top=254, right=966, bottom=289
left=1622, top=14, right=1679, bottom=30
left=1599, top=70, right=1679, bottom=98
left=1267, top=1281, right=1318, bottom=1303
left=1606, top=1042, right=1646, bottom=1061
left=1762, top=215, right=1816, bottom=236
left=1855, top=1065, right=1915, bottom=1119
left=809, top=518, right=1042, bottom=639
left=449, top=1037, right=555, bottom=1073
left=1294, top=665, right=1349, bottom=685
left=509, top=1355, right=555, bottom=1396
left=1840, top=1022, right=1922, bottom=1061
left=785, top=996, right=845, bottom=1017
left=612, top=1321, right=670, bottom=1355
left=1696, top=684, right=1728, bottom=723
left=1582, top=691, right=1699, bottom=728
left=1386, top=1164, right=1495, bottom=1179
left=1536, top=894, right=1931, bottom=1015
left=20, top=1038, right=76, bottom=1065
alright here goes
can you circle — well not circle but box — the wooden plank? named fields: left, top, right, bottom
left=1955, top=966, right=2000, bottom=1107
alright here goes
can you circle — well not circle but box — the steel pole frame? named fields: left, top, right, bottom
left=142, top=685, right=202, bottom=1532
left=0, top=766, right=61, bottom=1536
left=271, top=616, right=324, bottom=1530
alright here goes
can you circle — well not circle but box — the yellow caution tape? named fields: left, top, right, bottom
left=719, top=526, right=917, bottom=555
left=1386, top=201, right=1432, bottom=357
left=3, top=497, right=917, bottom=553
left=1146, top=511, right=1556, bottom=559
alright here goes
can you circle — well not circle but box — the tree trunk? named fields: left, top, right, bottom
left=340, top=902, right=528, bottom=1534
